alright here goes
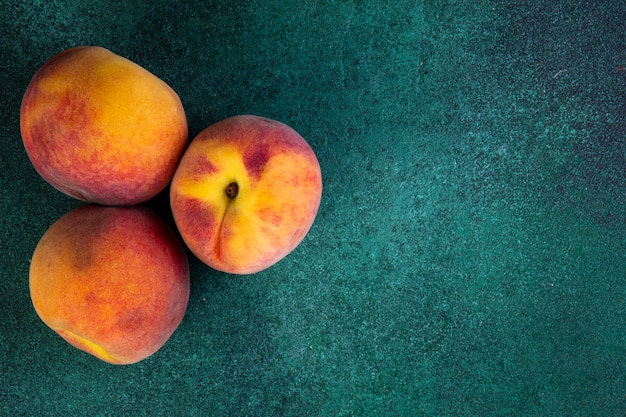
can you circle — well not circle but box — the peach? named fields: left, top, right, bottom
left=29, top=205, right=190, bottom=365
left=20, top=46, right=188, bottom=206
left=170, top=115, right=322, bottom=274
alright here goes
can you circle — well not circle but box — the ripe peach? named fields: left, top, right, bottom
left=29, top=205, right=190, bottom=365
left=20, top=46, right=188, bottom=206
left=170, top=115, right=322, bottom=274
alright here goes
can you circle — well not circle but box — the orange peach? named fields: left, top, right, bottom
left=20, top=46, right=188, bottom=206
left=170, top=115, right=322, bottom=274
left=29, top=205, right=190, bottom=365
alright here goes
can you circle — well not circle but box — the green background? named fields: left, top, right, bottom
left=1, top=1, right=625, bottom=415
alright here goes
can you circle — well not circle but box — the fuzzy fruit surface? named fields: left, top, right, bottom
left=29, top=205, right=190, bottom=365
left=20, top=46, right=188, bottom=205
left=170, top=115, right=323, bottom=274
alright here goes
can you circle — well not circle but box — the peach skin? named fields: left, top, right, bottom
left=29, top=205, right=190, bottom=365
left=170, top=115, right=322, bottom=274
left=20, top=46, right=188, bottom=205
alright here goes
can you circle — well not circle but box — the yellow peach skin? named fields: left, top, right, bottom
left=170, top=115, right=322, bottom=274
left=29, top=205, right=190, bottom=365
left=20, top=46, right=188, bottom=206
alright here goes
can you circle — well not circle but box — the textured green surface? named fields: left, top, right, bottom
left=1, top=0, right=625, bottom=415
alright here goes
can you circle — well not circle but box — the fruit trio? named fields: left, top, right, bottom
left=20, top=46, right=323, bottom=364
